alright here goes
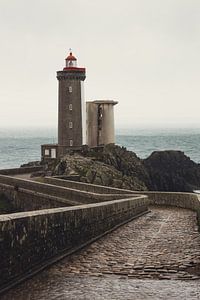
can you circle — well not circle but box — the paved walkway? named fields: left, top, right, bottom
left=3, top=206, right=200, bottom=299
left=53, top=206, right=200, bottom=280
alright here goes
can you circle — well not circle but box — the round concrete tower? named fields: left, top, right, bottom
left=86, top=100, right=118, bottom=147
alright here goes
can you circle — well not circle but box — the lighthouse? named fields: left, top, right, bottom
left=41, top=50, right=118, bottom=160
left=57, top=51, right=86, bottom=156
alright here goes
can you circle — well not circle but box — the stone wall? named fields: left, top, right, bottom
left=1, top=173, right=200, bottom=294
left=127, top=191, right=200, bottom=230
left=145, top=191, right=200, bottom=208
left=44, top=177, right=135, bottom=194
left=0, top=166, right=42, bottom=176
left=0, top=182, right=77, bottom=212
left=0, top=195, right=148, bottom=293
left=146, top=192, right=200, bottom=229
left=0, top=175, right=134, bottom=206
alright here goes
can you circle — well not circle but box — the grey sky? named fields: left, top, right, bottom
left=0, top=0, right=200, bottom=129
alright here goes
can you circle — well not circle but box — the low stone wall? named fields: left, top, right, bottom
left=0, top=166, right=42, bottom=176
left=148, top=192, right=200, bottom=229
left=145, top=192, right=200, bottom=209
left=41, top=179, right=200, bottom=229
left=129, top=191, right=200, bottom=230
left=15, top=188, right=78, bottom=209
left=1, top=172, right=200, bottom=294
left=0, top=195, right=148, bottom=293
left=0, top=183, right=78, bottom=213
left=44, top=177, right=136, bottom=194
left=0, top=175, right=134, bottom=205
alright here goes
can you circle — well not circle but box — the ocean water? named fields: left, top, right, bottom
left=0, top=127, right=200, bottom=169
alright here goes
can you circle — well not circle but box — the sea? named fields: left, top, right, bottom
left=0, top=127, right=200, bottom=169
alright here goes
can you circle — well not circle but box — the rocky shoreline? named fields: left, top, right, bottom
left=24, top=144, right=200, bottom=192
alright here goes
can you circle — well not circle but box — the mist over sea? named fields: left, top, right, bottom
left=0, top=127, right=200, bottom=169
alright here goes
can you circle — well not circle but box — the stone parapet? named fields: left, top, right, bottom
left=0, top=166, right=42, bottom=176
left=0, top=195, right=148, bottom=294
left=1, top=173, right=200, bottom=295
left=129, top=191, right=200, bottom=230
left=44, top=177, right=136, bottom=194
left=57, top=70, right=86, bottom=81
left=0, top=175, right=135, bottom=206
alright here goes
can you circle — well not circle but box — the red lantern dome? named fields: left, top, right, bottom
left=66, top=52, right=77, bottom=61
left=65, top=51, right=77, bottom=68
left=63, top=50, right=85, bottom=72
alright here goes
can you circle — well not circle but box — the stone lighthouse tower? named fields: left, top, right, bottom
left=41, top=50, right=118, bottom=161
left=57, top=51, right=86, bottom=156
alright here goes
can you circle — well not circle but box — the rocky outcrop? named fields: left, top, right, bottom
left=37, top=145, right=200, bottom=192
left=95, top=144, right=150, bottom=185
left=53, top=152, right=147, bottom=190
left=21, top=161, right=41, bottom=168
left=144, top=150, right=200, bottom=192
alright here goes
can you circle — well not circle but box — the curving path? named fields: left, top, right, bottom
left=3, top=206, right=200, bottom=299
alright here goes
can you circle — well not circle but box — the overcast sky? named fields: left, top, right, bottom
left=0, top=0, right=200, bottom=129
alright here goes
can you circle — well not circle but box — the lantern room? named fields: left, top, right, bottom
left=65, top=51, right=77, bottom=68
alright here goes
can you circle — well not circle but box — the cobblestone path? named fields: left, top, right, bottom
left=3, top=206, right=200, bottom=300
left=59, top=206, right=200, bottom=280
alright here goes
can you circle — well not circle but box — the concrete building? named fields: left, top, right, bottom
left=41, top=51, right=118, bottom=159
left=86, top=100, right=118, bottom=147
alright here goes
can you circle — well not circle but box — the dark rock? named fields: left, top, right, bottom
left=144, top=150, right=200, bottom=192
left=32, top=145, right=200, bottom=192
left=100, top=144, right=150, bottom=184
left=20, top=161, right=41, bottom=168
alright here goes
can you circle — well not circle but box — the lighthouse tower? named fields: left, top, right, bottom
left=57, top=51, right=86, bottom=156
left=41, top=50, right=118, bottom=161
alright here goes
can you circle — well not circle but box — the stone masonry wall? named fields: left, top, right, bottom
left=0, top=173, right=200, bottom=294
left=0, top=195, right=148, bottom=292
left=0, top=183, right=74, bottom=212
left=44, top=178, right=200, bottom=229
left=125, top=191, right=200, bottom=230
left=44, top=177, right=136, bottom=194
left=0, top=175, right=134, bottom=205
left=145, top=192, right=200, bottom=229
left=0, top=166, right=42, bottom=176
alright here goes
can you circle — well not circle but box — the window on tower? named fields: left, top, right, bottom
left=70, top=140, right=73, bottom=147
left=69, top=104, right=73, bottom=110
left=69, top=121, right=73, bottom=128
left=69, top=86, right=73, bottom=93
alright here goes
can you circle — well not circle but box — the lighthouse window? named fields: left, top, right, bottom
left=69, top=86, right=73, bottom=93
left=70, top=140, right=73, bottom=147
left=69, top=104, right=73, bottom=110
left=69, top=122, right=73, bottom=128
